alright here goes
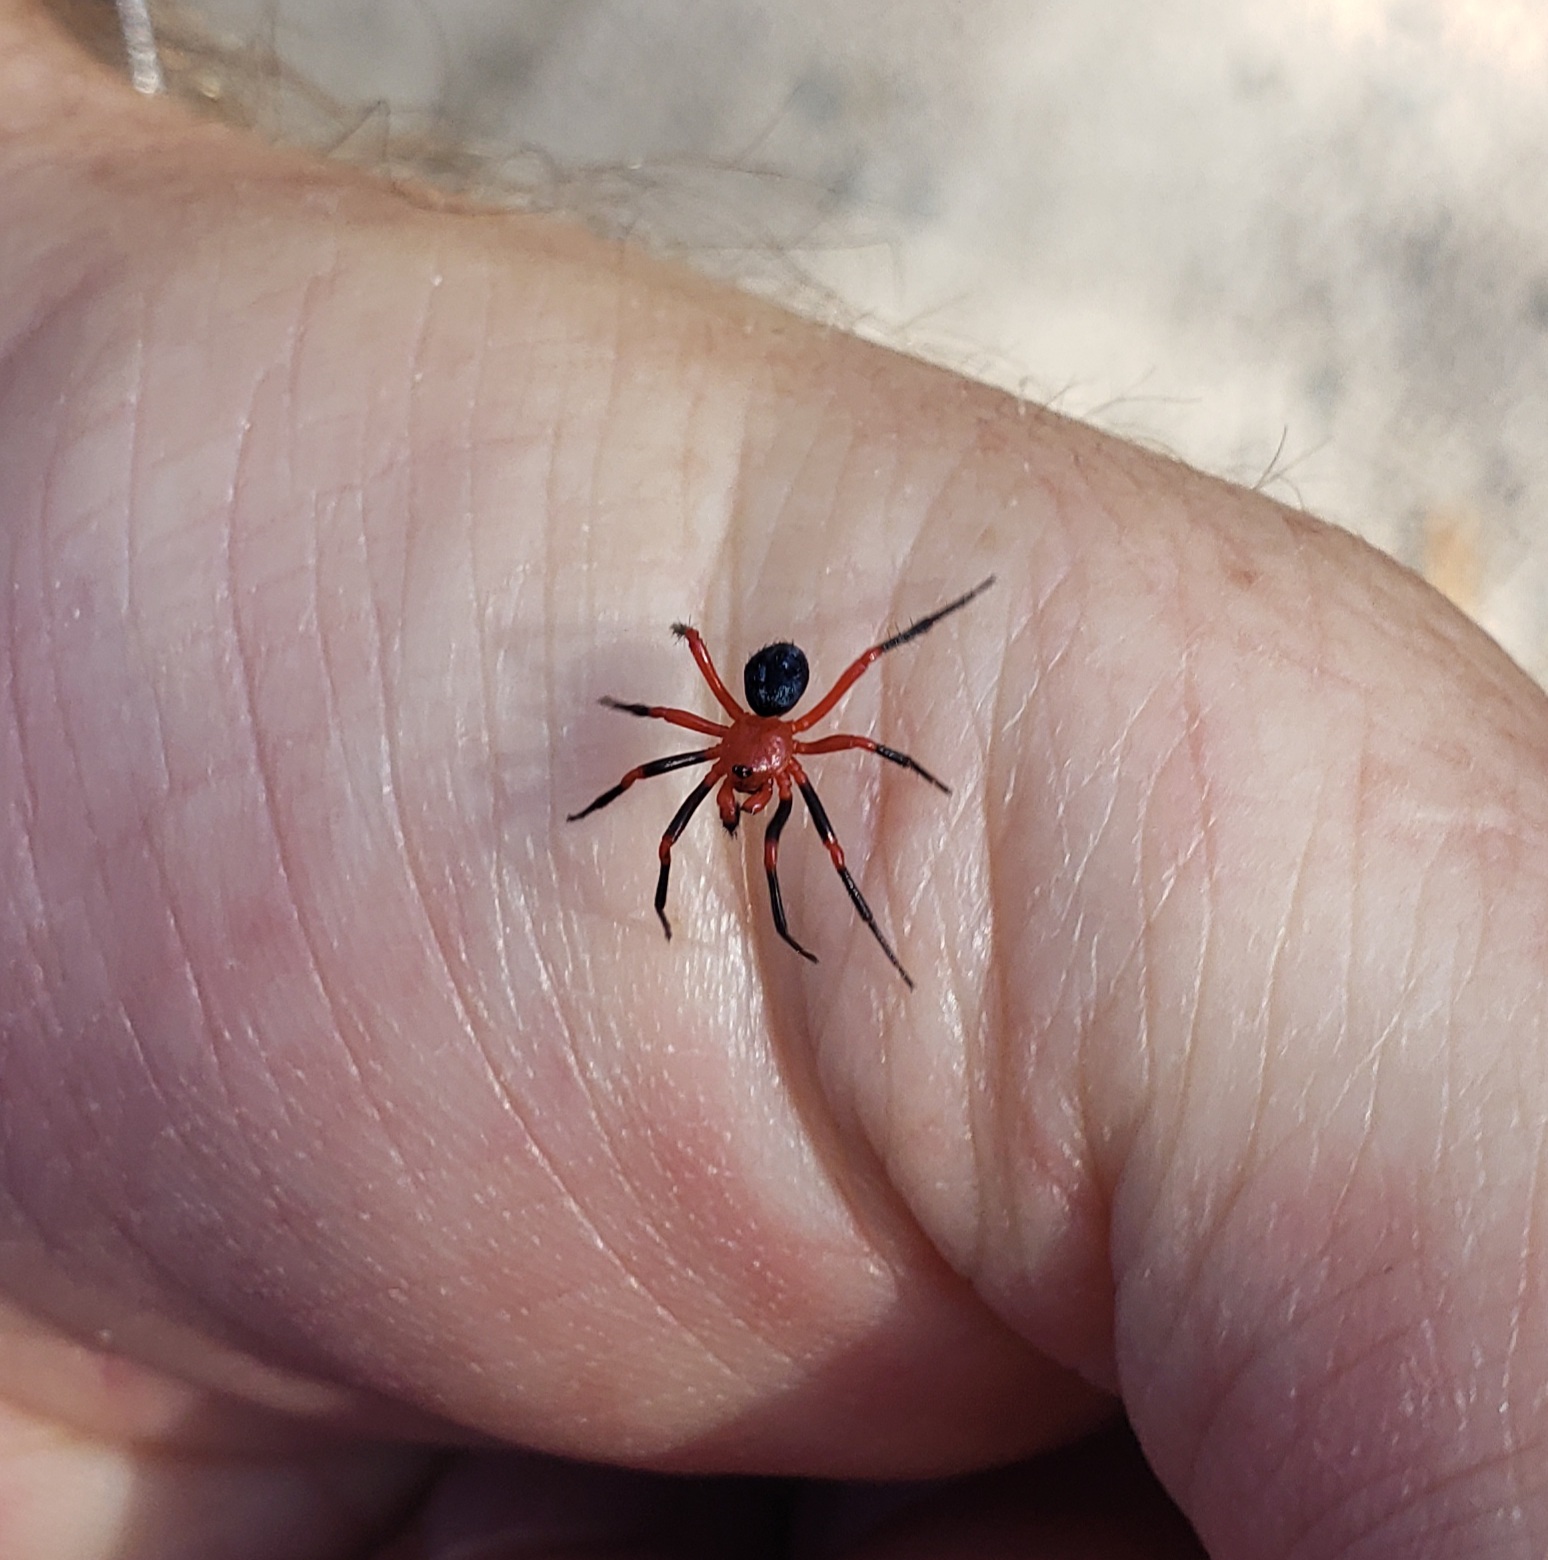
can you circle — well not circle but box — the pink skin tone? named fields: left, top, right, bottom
left=6, top=2, right=1548, bottom=1557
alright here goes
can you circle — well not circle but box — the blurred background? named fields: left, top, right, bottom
left=93, top=0, right=1548, bottom=680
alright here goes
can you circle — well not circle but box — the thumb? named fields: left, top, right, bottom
left=869, top=436, right=1548, bottom=1556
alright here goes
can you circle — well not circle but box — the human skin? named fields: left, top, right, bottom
left=3, top=2, right=1548, bottom=1556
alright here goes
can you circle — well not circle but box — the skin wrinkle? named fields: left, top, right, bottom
left=981, top=540, right=1118, bottom=1322
left=310, top=497, right=382, bottom=861
left=432, top=257, right=498, bottom=1024
left=1143, top=602, right=1230, bottom=1500
left=946, top=624, right=1001, bottom=1121
left=118, top=240, right=332, bottom=1183
left=378, top=687, right=599, bottom=1310
left=1261, top=723, right=1328, bottom=1062
left=1165, top=535, right=1424, bottom=1508
left=1241, top=1361, right=1386, bottom=1560
left=1219, top=1250, right=1423, bottom=1539
left=1330, top=696, right=1371, bottom=1148
left=56, top=293, right=246, bottom=1194
left=1318, top=995, right=1409, bottom=1257
left=1319, top=638, right=1430, bottom=1257
left=388, top=253, right=516, bottom=1094
left=1226, top=1018, right=1523, bottom=1556
left=0, top=759, right=55, bottom=1048
left=980, top=576, right=1076, bottom=1278
left=5, top=402, right=232, bottom=1340
left=1092, top=684, right=1199, bottom=1233
left=1424, top=933, right=1457, bottom=1203
left=538, top=255, right=590, bottom=1014
left=1499, top=1117, right=1543, bottom=1492
left=890, top=461, right=989, bottom=964
left=1387, top=830, right=1467, bottom=1180
left=1405, top=1429, right=1548, bottom=1541
left=582, top=259, right=632, bottom=601
left=217, top=363, right=384, bottom=1250
left=0, top=467, right=53, bottom=1059
left=868, top=569, right=914, bottom=1154
left=729, top=371, right=841, bottom=604
left=379, top=271, right=760, bottom=1394
left=584, top=1100, right=798, bottom=1384
left=865, top=546, right=968, bottom=1199
left=0, top=238, right=106, bottom=404
left=1349, top=1504, right=1538, bottom=1560
left=0, top=661, right=94, bottom=1281
left=224, top=261, right=420, bottom=1169
left=466, top=264, right=531, bottom=1037
left=1328, top=724, right=1406, bottom=1162
left=1086, top=730, right=1208, bottom=1225
left=1291, top=1368, right=1516, bottom=1560
left=525, top=490, right=590, bottom=1033
left=1424, top=895, right=1483, bottom=1231
left=550, top=777, right=804, bottom=1376
left=1162, top=727, right=1325, bottom=1448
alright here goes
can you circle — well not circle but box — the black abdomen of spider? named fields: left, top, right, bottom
left=568, top=576, right=994, bottom=988
left=744, top=642, right=809, bottom=716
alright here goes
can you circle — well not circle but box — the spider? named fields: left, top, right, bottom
left=568, top=577, right=994, bottom=988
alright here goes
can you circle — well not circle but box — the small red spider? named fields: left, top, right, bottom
left=568, top=577, right=994, bottom=987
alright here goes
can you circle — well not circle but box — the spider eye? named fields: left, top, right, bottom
left=743, top=642, right=809, bottom=717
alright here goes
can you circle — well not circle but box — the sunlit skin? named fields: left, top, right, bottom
left=568, top=577, right=996, bottom=987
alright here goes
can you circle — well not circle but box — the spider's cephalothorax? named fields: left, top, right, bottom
left=568, top=577, right=994, bottom=988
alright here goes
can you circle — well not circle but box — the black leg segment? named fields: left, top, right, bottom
left=796, top=777, right=914, bottom=989
left=567, top=749, right=715, bottom=822
left=655, top=774, right=717, bottom=939
left=874, top=575, right=995, bottom=656
left=872, top=742, right=950, bottom=793
left=764, top=791, right=818, bottom=964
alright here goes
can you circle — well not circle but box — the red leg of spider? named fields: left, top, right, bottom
left=763, top=781, right=818, bottom=965
left=670, top=623, right=746, bottom=720
left=655, top=771, right=720, bottom=939
left=795, top=732, right=950, bottom=793
left=566, top=748, right=717, bottom=823
left=792, top=767, right=914, bottom=989
left=599, top=697, right=728, bottom=739
left=792, top=576, right=996, bottom=732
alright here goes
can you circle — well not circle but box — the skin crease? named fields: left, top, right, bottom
left=3, top=3, right=1548, bottom=1557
